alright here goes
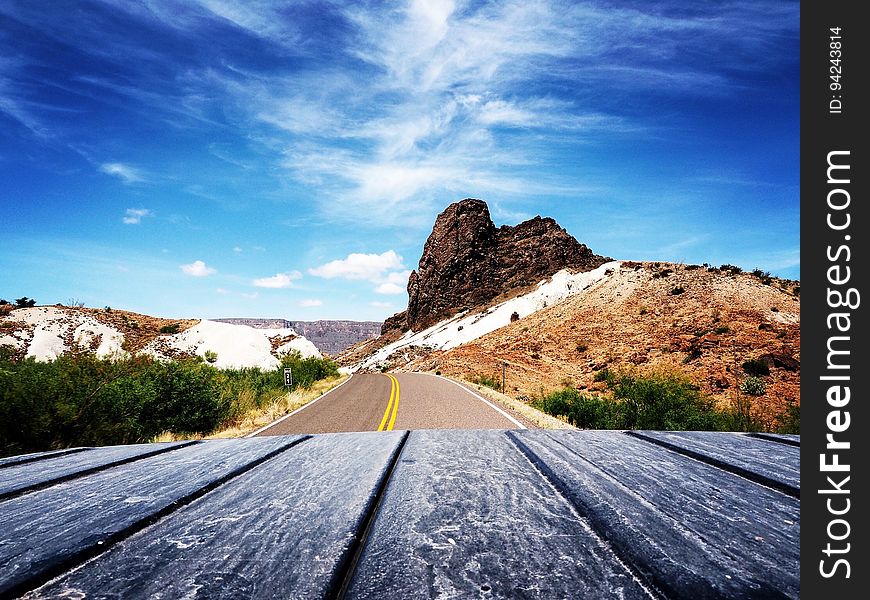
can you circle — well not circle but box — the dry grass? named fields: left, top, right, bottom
left=151, top=374, right=349, bottom=442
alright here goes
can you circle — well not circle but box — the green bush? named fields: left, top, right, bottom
left=533, top=388, right=617, bottom=429
left=776, top=400, right=800, bottom=434
left=0, top=350, right=340, bottom=457
left=593, top=368, right=612, bottom=383
left=471, top=374, right=500, bottom=390
left=740, top=376, right=766, bottom=396
left=159, top=323, right=180, bottom=334
left=534, top=370, right=729, bottom=431
left=608, top=371, right=724, bottom=430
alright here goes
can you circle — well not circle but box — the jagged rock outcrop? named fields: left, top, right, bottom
left=387, top=199, right=609, bottom=333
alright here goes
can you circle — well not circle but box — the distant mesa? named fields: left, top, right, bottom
left=384, top=198, right=609, bottom=333
left=215, top=319, right=382, bottom=355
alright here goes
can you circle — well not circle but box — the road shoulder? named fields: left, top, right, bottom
left=442, top=375, right=574, bottom=430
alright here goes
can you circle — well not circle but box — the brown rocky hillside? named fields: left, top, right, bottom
left=404, top=262, right=799, bottom=428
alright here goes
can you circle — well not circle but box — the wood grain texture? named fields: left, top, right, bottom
left=0, top=447, right=89, bottom=468
left=27, top=432, right=405, bottom=600
left=0, top=436, right=303, bottom=598
left=0, top=441, right=194, bottom=500
left=0, top=430, right=800, bottom=600
left=344, top=430, right=654, bottom=600
left=626, top=430, right=799, bottom=496
left=512, top=430, right=799, bottom=599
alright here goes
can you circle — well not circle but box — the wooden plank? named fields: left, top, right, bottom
left=27, top=432, right=406, bottom=600
left=344, top=430, right=653, bottom=600
left=514, top=430, right=799, bottom=600
left=0, top=447, right=90, bottom=468
left=748, top=432, right=800, bottom=447
left=0, top=436, right=304, bottom=598
left=627, top=431, right=799, bottom=495
left=0, top=441, right=195, bottom=500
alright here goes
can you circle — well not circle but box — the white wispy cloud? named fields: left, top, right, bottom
left=375, top=270, right=411, bottom=295
left=100, top=162, right=143, bottom=183
left=299, top=298, right=323, bottom=307
left=122, top=208, right=152, bottom=225
left=309, top=251, right=411, bottom=295
left=252, top=271, right=302, bottom=288
left=308, top=251, right=404, bottom=281
left=375, top=283, right=405, bottom=295
left=180, top=260, right=216, bottom=277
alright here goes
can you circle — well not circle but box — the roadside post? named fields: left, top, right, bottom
left=502, top=361, right=507, bottom=394
left=283, top=367, right=292, bottom=389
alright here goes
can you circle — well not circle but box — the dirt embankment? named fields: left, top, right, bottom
left=396, top=263, right=800, bottom=428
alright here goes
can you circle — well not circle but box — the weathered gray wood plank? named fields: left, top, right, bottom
left=344, top=430, right=653, bottom=600
left=0, top=441, right=194, bottom=500
left=26, top=431, right=405, bottom=600
left=748, top=432, right=800, bottom=447
left=0, top=436, right=304, bottom=598
left=516, top=430, right=799, bottom=599
left=0, top=447, right=89, bottom=468
left=627, top=430, right=799, bottom=495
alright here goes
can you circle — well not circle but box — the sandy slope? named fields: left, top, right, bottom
left=0, top=307, right=320, bottom=369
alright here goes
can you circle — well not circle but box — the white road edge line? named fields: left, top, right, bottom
left=430, top=373, right=526, bottom=430
left=245, top=373, right=355, bottom=437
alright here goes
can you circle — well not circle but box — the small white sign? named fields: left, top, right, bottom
left=283, top=368, right=292, bottom=387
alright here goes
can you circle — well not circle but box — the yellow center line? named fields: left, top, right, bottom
left=377, top=374, right=398, bottom=431
left=386, top=374, right=400, bottom=431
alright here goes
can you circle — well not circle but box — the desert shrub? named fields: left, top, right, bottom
left=720, top=264, right=743, bottom=275
left=535, top=370, right=728, bottom=431
left=742, top=358, right=770, bottom=376
left=204, top=350, right=218, bottom=363
left=159, top=323, right=180, bottom=334
left=671, top=286, right=685, bottom=295
left=14, top=297, right=36, bottom=308
left=608, top=371, right=725, bottom=430
left=138, top=360, right=227, bottom=437
left=471, top=374, right=500, bottom=390
left=714, top=325, right=731, bottom=334
left=0, top=350, right=340, bottom=457
left=719, top=394, right=764, bottom=432
left=533, top=388, right=617, bottom=429
left=280, top=351, right=339, bottom=388
left=0, top=304, right=12, bottom=316
left=776, top=400, right=800, bottom=434
left=575, top=342, right=588, bottom=353
left=593, top=368, right=612, bottom=383
left=740, top=376, right=766, bottom=396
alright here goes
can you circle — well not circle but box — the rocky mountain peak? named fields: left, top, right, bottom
left=392, top=198, right=609, bottom=333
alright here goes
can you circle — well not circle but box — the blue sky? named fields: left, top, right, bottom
left=0, top=0, right=799, bottom=321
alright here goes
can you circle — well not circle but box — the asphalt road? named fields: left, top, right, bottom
left=257, top=373, right=526, bottom=435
